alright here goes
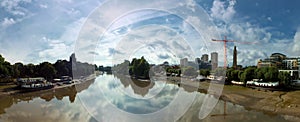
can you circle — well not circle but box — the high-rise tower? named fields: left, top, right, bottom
left=211, top=52, right=218, bottom=70
left=233, top=46, right=237, bottom=69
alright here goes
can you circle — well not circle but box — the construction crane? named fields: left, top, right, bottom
left=212, top=36, right=255, bottom=68
left=210, top=36, right=255, bottom=118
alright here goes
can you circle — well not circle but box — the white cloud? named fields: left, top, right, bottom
left=226, top=22, right=271, bottom=43
left=38, top=37, right=71, bottom=61
left=77, top=76, right=198, bottom=122
left=292, top=29, right=300, bottom=56
left=0, top=0, right=102, bottom=64
left=55, top=0, right=73, bottom=4
left=36, top=17, right=86, bottom=63
left=237, top=49, right=268, bottom=66
left=1, top=0, right=32, bottom=16
left=217, top=22, right=273, bottom=66
left=0, top=0, right=35, bottom=29
left=210, top=0, right=236, bottom=22
left=185, top=0, right=196, bottom=11
left=267, top=17, right=272, bottom=21
left=1, top=18, right=16, bottom=27
left=65, top=8, right=81, bottom=16
left=109, top=26, right=191, bottom=65
left=39, top=4, right=48, bottom=9
left=2, top=97, right=92, bottom=122
left=208, top=0, right=300, bottom=66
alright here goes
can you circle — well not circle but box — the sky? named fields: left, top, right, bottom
left=1, top=0, right=300, bottom=66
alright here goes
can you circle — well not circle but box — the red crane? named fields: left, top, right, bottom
left=211, top=35, right=255, bottom=118
left=212, top=36, right=255, bottom=68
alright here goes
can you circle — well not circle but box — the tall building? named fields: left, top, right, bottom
left=194, top=57, right=211, bottom=70
left=233, top=46, right=237, bottom=69
left=69, top=53, right=77, bottom=78
left=211, top=52, right=218, bottom=70
left=180, top=58, right=188, bottom=67
left=201, top=54, right=209, bottom=62
left=69, top=53, right=77, bottom=66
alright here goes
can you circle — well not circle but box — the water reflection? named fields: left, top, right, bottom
left=0, top=78, right=96, bottom=122
left=114, top=73, right=155, bottom=97
left=93, top=73, right=185, bottom=114
left=78, top=74, right=198, bottom=122
left=0, top=74, right=299, bottom=122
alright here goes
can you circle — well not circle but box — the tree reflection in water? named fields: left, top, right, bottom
left=0, top=78, right=95, bottom=115
left=0, top=75, right=297, bottom=122
left=114, top=73, right=155, bottom=97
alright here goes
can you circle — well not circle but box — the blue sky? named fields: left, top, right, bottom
left=1, top=0, right=300, bottom=66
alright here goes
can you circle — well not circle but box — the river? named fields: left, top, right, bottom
left=0, top=74, right=297, bottom=122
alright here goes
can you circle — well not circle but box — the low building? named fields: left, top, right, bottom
left=279, top=70, right=299, bottom=79
left=257, top=53, right=286, bottom=68
left=257, top=60, right=278, bottom=68
left=197, top=60, right=211, bottom=70
left=282, top=58, right=298, bottom=70
left=257, top=53, right=300, bottom=80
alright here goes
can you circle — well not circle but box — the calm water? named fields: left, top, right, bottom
left=0, top=74, right=298, bottom=122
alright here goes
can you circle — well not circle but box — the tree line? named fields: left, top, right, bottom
left=0, top=54, right=96, bottom=82
left=113, top=57, right=212, bottom=79
left=113, top=56, right=151, bottom=79
left=226, top=66, right=291, bottom=87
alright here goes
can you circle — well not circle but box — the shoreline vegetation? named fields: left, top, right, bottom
left=0, top=71, right=299, bottom=119
left=0, top=73, right=97, bottom=97
left=0, top=53, right=102, bottom=99
left=111, top=56, right=300, bottom=118
left=0, top=75, right=97, bottom=115
left=1, top=54, right=300, bottom=119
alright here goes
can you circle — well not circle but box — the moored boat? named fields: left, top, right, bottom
left=20, top=83, right=54, bottom=91
left=17, top=77, right=54, bottom=92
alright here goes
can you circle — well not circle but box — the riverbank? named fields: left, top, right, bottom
left=221, top=84, right=300, bottom=118
left=0, top=74, right=97, bottom=98
left=166, top=77, right=300, bottom=118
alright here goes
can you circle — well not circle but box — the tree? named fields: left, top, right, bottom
left=231, top=70, right=240, bottom=81
left=12, top=64, right=21, bottom=78
left=214, top=67, right=226, bottom=76
left=200, top=69, right=210, bottom=77
left=54, top=60, right=70, bottom=77
left=240, top=67, right=256, bottom=86
left=264, top=67, right=279, bottom=82
left=129, top=56, right=150, bottom=79
left=255, top=67, right=266, bottom=79
left=94, top=64, right=98, bottom=71
left=238, top=71, right=243, bottom=81
left=182, top=66, right=198, bottom=77
left=38, top=62, right=57, bottom=80
left=0, top=55, right=12, bottom=78
left=25, top=63, right=36, bottom=77
left=278, top=71, right=291, bottom=87
left=0, top=65, right=9, bottom=77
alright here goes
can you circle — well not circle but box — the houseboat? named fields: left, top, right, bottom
left=17, top=77, right=54, bottom=91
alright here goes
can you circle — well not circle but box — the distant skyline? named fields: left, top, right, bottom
left=1, top=0, right=300, bottom=66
